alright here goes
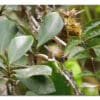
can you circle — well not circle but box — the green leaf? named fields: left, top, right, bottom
left=8, top=35, right=34, bottom=64
left=19, top=24, right=34, bottom=36
left=64, top=36, right=82, bottom=57
left=37, top=12, right=64, bottom=47
left=0, top=61, right=4, bottom=68
left=64, top=59, right=82, bottom=87
left=13, top=55, right=28, bottom=66
left=95, top=70, right=100, bottom=79
left=82, top=83, right=99, bottom=96
left=83, top=27, right=100, bottom=41
left=44, top=61, right=72, bottom=95
left=83, top=19, right=100, bottom=33
left=25, top=91, right=37, bottom=96
left=93, top=46, right=100, bottom=58
left=79, top=71, right=95, bottom=77
left=0, top=18, right=18, bottom=55
left=0, top=63, right=5, bottom=76
left=15, top=65, right=52, bottom=78
left=85, top=36, right=100, bottom=60
left=86, top=36, right=100, bottom=48
left=17, top=76, right=55, bottom=95
left=82, top=19, right=100, bottom=41
left=6, top=5, right=20, bottom=11
left=68, top=46, right=90, bottom=59
left=51, top=73, right=72, bottom=95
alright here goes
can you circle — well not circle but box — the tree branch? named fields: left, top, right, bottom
left=22, top=5, right=67, bottom=47
left=53, top=36, right=67, bottom=46
left=54, top=59, right=83, bottom=95
left=21, top=6, right=38, bottom=33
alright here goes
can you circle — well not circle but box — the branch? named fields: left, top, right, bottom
left=32, top=47, right=82, bottom=95
left=22, top=6, right=67, bottom=47
left=54, top=59, right=83, bottom=95
left=35, top=53, right=49, bottom=61
left=53, top=36, right=67, bottom=46
left=21, top=6, right=38, bottom=33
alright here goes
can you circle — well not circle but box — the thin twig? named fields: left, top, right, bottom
left=62, top=65, right=82, bottom=95
left=75, top=9, right=85, bottom=16
left=91, top=57, right=96, bottom=73
left=31, top=16, right=40, bottom=29
left=53, top=36, right=67, bottom=46
left=44, top=45, right=51, bottom=53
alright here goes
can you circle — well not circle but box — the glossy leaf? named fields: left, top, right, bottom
left=0, top=18, right=18, bottom=55
left=15, top=65, right=52, bottom=78
left=17, top=76, right=55, bottom=95
left=37, top=12, right=64, bottom=47
left=8, top=35, right=34, bottom=64
left=44, top=61, right=72, bottom=95
left=51, top=73, right=72, bottom=95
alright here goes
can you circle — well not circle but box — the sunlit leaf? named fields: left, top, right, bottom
left=64, top=59, right=82, bottom=87
left=0, top=18, right=18, bottom=55
left=8, top=35, right=34, bottom=64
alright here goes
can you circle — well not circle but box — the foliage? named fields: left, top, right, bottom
left=0, top=5, right=100, bottom=96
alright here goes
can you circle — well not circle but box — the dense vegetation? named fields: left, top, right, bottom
left=0, top=5, right=100, bottom=96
